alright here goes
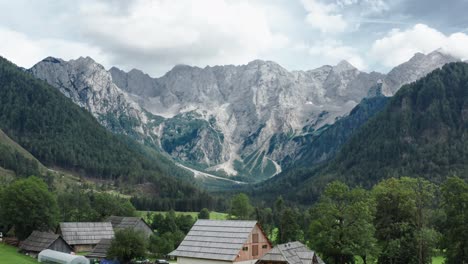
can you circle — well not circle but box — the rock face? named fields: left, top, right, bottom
left=368, top=50, right=459, bottom=96
left=29, top=51, right=457, bottom=181
left=30, top=57, right=159, bottom=144
left=110, top=59, right=383, bottom=179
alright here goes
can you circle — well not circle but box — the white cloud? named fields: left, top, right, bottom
left=309, top=40, right=366, bottom=69
left=301, top=0, right=347, bottom=33
left=77, top=0, right=289, bottom=75
left=0, top=27, right=107, bottom=69
left=301, top=0, right=390, bottom=34
left=370, top=24, right=468, bottom=67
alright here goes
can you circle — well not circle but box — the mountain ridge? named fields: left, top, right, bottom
left=30, top=50, right=458, bottom=181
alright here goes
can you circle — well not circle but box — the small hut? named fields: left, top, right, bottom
left=86, top=238, right=113, bottom=260
left=255, top=241, right=325, bottom=264
left=20, top=231, right=72, bottom=257
left=38, top=249, right=90, bottom=264
left=58, top=222, right=114, bottom=252
left=107, top=216, right=153, bottom=238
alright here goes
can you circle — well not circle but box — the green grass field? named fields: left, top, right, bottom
left=0, top=244, right=38, bottom=264
left=432, top=255, right=445, bottom=264
left=137, top=210, right=228, bottom=223
left=353, top=255, right=445, bottom=264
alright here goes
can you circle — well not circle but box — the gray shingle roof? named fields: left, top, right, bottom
left=86, top=238, right=113, bottom=259
left=59, top=222, right=114, bottom=245
left=107, top=216, right=147, bottom=229
left=169, top=220, right=257, bottom=261
left=257, top=241, right=325, bottom=264
left=20, top=231, right=65, bottom=252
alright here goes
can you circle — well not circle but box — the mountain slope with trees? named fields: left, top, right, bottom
left=292, top=96, right=389, bottom=168
left=0, top=128, right=43, bottom=178
left=0, top=56, right=215, bottom=210
left=256, top=62, right=468, bottom=204
left=326, top=62, right=468, bottom=185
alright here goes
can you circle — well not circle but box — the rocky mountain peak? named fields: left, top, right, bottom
left=110, top=66, right=160, bottom=97
left=334, top=60, right=357, bottom=72
left=41, top=56, right=63, bottom=64
left=378, top=50, right=459, bottom=96
left=75, top=56, right=96, bottom=64
left=247, top=59, right=281, bottom=68
left=30, top=57, right=148, bottom=139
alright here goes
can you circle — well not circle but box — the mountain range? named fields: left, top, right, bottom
left=29, top=50, right=458, bottom=182
left=258, top=62, right=468, bottom=205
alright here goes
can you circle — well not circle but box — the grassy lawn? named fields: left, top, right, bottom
left=0, top=244, right=38, bottom=264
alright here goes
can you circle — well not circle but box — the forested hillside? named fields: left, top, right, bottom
left=0, top=56, right=216, bottom=211
left=256, top=62, right=468, bottom=204
left=294, top=96, right=389, bottom=168
left=327, top=62, right=468, bottom=185
left=0, top=128, right=42, bottom=178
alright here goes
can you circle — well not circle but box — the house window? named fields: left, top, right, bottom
left=252, top=245, right=258, bottom=256
left=243, top=246, right=248, bottom=251
left=252, top=233, right=259, bottom=243
left=262, top=244, right=268, bottom=249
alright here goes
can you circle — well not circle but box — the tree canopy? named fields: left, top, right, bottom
left=309, top=181, right=377, bottom=264
left=229, top=193, right=254, bottom=220
left=0, top=176, right=59, bottom=240
left=107, top=228, right=147, bottom=264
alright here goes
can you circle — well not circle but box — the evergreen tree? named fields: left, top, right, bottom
left=229, top=193, right=254, bottom=220
left=278, top=207, right=301, bottom=244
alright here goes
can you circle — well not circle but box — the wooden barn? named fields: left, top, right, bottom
left=20, top=231, right=72, bottom=257
left=58, top=222, right=114, bottom=252
left=86, top=238, right=112, bottom=260
left=169, top=220, right=272, bottom=264
left=107, top=216, right=153, bottom=238
left=256, top=241, right=325, bottom=264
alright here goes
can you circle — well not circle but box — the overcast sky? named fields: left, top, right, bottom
left=1, top=0, right=467, bottom=76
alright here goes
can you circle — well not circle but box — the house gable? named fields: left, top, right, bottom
left=235, top=224, right=271, bottom=262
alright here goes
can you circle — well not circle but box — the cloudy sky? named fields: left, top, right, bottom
left=1, top=0, right=467, bottom=76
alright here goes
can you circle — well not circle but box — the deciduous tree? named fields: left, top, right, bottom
left=108, top=228, right=147, bottom=264
left=0, top=176, right=59, bottom=240
left=309, top=181, right=378, bottom=264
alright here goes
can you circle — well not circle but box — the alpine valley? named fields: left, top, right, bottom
left=28, top=51, right=457, bottom=182
left=29, top=50, right=458, bottom=183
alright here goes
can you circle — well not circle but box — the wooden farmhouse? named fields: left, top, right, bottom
left=107, top=216, right=153, bottom=238
left=20, top=231, right=72, bottom=257
left=256, top=241, right=325, bottom=264
left=169, top=220, right=272, bottom=264
left=58, top=222, right=114, bottom=252
left=86, top=238, right=112, bottom=260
